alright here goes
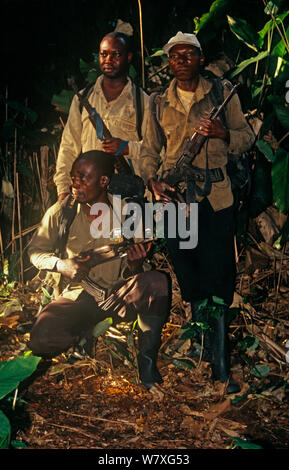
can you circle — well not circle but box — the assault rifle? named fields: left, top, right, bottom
left=68, top=77, right=133, bottom=175
left=162, top=83, right=240, bottom=196
left=75, top=238, right=154, bottom=300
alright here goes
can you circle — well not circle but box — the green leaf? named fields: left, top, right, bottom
left=0, top=96, right=38, bottom=124
left=271, top=147, right=289, bottom=213
left=92, top=317, right=113, bottom=339
left=0, top=356, right=41, bottom=400
left=264, top=0, right=284, bottom=15
left=162, top=353, right=194, bottom=370
left=229, top=51, right=270, bottom=78
left=274, top=106, right=289, bottom=130
left=41, top=286, right=52, bottom=304
left=0, top=410, right=11, bottom=449
left=273, top=27, right=289, bottom=58
left=194, top=0, right=229, bottom=34
left=11, top=439, right=28, bottom=449
left=248, top=153, right=273, bottom=218
left=232, top=437, right=263, bottom=449
left=251, top=364, right=271, bottom=378
left=128, top=319, right=138, bottom=347
left=105, top=338, right=132, bottom=362
left=255, top=139, right=275, bottom=162
left=227, top=16, right=262, bottom=51
left=51, top=89, right=75, bottom=114
left=180, top=325, right=197, bottom=340
left=278, top=216, right=289, bottom=247
left=238, top=335, right=259, bottom=352
left=212, top=296, right=227, bottom=306
left=129, top=64, right=137, bottom=80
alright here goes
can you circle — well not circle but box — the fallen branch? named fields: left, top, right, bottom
left=245, top=323, right=288, bottom=364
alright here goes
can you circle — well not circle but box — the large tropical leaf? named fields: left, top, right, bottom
left=274, top=105, right=289, bottom=130
left=92, top=317, right=113, bottom=339
left=248, top=153, right=273, bottom=218
left=229, top=51, right=270, bottom=78
left=194, top=0, right=229, bottom=34
left=0, top=96, right=38, bottom=124
left=51, top=89, right=75, bottom=114
left=0, top=356, right=41, bottom=400
left=227, top=16, right=262, bottom=52
left=258, top=11, right=289, bottom=42
left=271, top=147, right=289, bottom=213
left=0, top=411, right=11, bottom=449
left=273, top=26, right=289, bottom=58
left=255, top=139, right=275, bottom=162
left=264, top=0, right=285, bottom=15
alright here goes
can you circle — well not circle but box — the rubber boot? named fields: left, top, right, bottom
left=137, top=314, right=166, bottom=390
left=209, top=307, right=240, bottom=394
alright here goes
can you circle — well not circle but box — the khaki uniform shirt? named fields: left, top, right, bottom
left=140, top=76, right=255, bottom=211
left=28, top=195, right=132, bottom=301
left=54, top=76, right=149, bottom=196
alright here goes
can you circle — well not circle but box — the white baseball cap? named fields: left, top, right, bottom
left=163, top=31, right=203, bottom=55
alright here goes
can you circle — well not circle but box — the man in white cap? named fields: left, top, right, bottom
left=140, top=31, right=255, bottom=394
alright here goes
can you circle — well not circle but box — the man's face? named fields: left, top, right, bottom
left=99, top=36, right=132, bottom=79
left=71, top=160, right=106, bottom=204
left=168, top=44, right=203, bottom=81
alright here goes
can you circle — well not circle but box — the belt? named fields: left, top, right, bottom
left=189, top=166, right=224, bottom=183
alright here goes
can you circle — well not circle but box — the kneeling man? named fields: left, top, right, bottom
left=28, top=150, right=170, bottom=390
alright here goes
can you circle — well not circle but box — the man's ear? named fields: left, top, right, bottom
left=128, top=52, right=133, bottom=64
left=200, top=55, right=205, bottom=65
left=99, top=175, right=110, bottom=188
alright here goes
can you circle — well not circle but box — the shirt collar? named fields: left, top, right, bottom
left=93, top=74, right=133, bottom=100
left=166, top=75, right=213, bottom=109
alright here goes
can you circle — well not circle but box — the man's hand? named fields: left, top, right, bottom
left=102, top=138, right=129, bottom=155
left=148, top=178, right=176, bottom=204
left=195, top=112, right=230, bottom=142
left=56, top=258, right=90, bottom=281
left=58, top=193, right=70, bottom=201
left=127, top=242, right=151, bottom=275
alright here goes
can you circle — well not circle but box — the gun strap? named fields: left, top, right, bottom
left=55, top=195, right=79, bottom=259
left=77, top=82, right=134, bottom=175
left=78, top=82, right=95, bottom=114
left=149, top=92, right=167, bottom=150
left=132, top=83, right=144, bottom=141
left=209, top=78, right=227, bottom=127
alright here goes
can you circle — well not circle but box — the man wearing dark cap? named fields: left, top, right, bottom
left=140, top=31, right=255, bottom=394
left=29, top=150, right=170, bottom=391
left=54, top=32, right=148, bottom=201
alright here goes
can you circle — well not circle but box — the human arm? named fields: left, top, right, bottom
left=195, top=83, right=255, bottom=153
left=53, top=95, right=83, bottom=197
left=139, top=96, right=176, bottom=202
left=28, top=203, right=89, bottom=281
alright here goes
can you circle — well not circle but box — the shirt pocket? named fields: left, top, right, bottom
left=113, top=117, right=137, bottom=139
left=164, top=124, right=182, bottom=143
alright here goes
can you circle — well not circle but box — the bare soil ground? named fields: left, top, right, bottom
left=1, top=251, right=289, bottom=451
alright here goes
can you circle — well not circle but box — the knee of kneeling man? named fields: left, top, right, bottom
left=29, top=324, right=52, bottom=356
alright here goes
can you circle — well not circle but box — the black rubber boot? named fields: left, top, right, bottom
left=137, top=314, right=166, bottom=390
left=209, top=307, right=240, bottom=395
